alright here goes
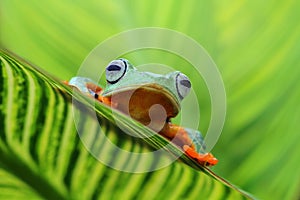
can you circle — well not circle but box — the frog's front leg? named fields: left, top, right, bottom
left=160, top=123, right=218, bottom=166
left=67, top=77, right=116, bottom=107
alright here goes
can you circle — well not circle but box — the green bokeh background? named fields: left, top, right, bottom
left=1, top=1, right=300, bottom=199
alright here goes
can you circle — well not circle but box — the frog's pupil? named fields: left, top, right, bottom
left=180, top=80, right=191, bottom=88
left=107, top=65, right=121, bottom=71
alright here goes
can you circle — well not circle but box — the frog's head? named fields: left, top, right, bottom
left=102, top=59, right=191, bottom=123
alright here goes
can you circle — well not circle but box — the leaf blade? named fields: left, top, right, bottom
left=0, top=50, right=254, bottom=199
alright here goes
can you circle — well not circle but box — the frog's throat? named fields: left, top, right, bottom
left=102, top=83, right=180, bottom=111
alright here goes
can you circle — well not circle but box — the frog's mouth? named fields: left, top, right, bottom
left=102, top=83, right=180, bottom=118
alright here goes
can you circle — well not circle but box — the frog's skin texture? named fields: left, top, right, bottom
left=68, top=59, right=218, bottom=166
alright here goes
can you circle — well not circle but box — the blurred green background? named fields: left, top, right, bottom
left=1, top=0, right=300, bottom=199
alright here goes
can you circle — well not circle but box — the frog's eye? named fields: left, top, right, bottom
left=106, top=59, right=128, bottom=84
left=176, top=73, right=191, bottom=99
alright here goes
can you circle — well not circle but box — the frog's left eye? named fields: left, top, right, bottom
left=176, top=73, right=191, bottom=99
left=106, top=59, right=128, bottom=84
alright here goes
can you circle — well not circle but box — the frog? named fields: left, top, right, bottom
left=67, top=58, right=218, bottom=166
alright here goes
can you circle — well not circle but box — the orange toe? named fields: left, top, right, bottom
left=183, top=145, right=218, bottom=166
left=183, top=145, right=199, bottom=159
left=197, top=153, right=218, bottom=166
left=62, top=80, right=69, bottom=85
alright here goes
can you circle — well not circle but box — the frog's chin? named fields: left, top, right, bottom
left=102, top=83, right=180, bottom=113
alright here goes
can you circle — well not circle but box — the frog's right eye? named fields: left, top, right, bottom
left=175, top=72, right=191, bottom=100
left=106, top=59, right=128, bottom=84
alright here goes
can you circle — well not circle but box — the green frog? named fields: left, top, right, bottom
left=67, top=58, right=218, bottom=166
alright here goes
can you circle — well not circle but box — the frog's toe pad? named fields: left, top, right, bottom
left=183, top=145, right=218, bottom=167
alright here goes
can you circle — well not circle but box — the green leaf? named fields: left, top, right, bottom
left=0, top=50, right=254, bottom=199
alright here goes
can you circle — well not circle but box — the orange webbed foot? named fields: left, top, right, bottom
left=183, top=145, right=218, bottom=167
left=65, top=78, right=118, bottom=108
